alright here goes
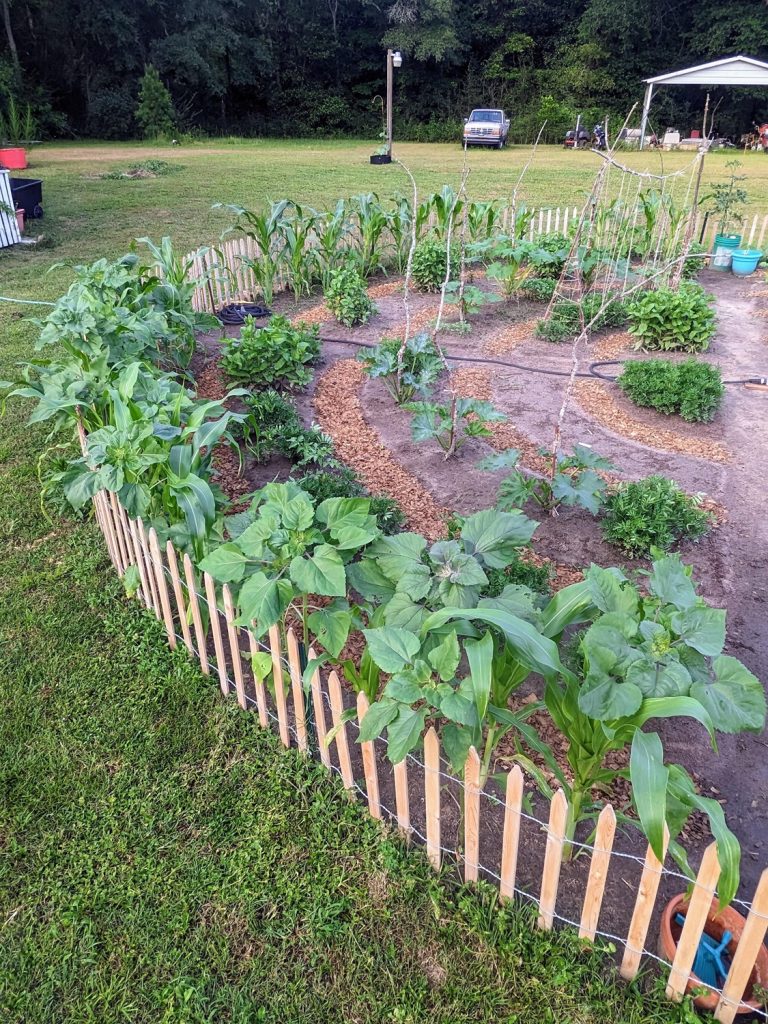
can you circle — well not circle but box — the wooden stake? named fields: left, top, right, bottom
left=424, top=727, right=441, bottom=871
left=203, top=571, right=228, bottom=695
left=148, top=528, right=177, bottom=650
left=223, top=585, right=247, bottom=710
left=356, top=692, right=381, bottom=819
left=500, top=766, right=524, bottom=901
left=579, top=804, right=617, bottom=941
left=463, top=746, right=481, bottom=882
left=166, top=541, right=193, bottom=654
left=538, top=789, right=569, bottom=930
left=269, top=625, right=290, bottom=747
left=327, top=670, right=353, bottom=790
left=182, top=553, right=209, bottom=675
left=667, top=843, right=721, bottom=1001
left=620, top=825, right=670, bottom=980
left=307, top=645, right=329, bottom=767
left=286, top=629, right=308, bottom=752
left=715, top=868, right=768, bottom=1023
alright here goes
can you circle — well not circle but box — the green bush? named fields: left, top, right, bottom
left=411, top=239, right=459, bottom=292
left=601, top=475, right=713, bottom=558
left=617, top=358, right=724, bottom=423
left=292, top=467, right=405, bottom=534
left=535, top=293, right=627, bottom=343
left=627, top=283, right=716, bottom=352
left=324, top=260, right=377, bottom=327
left=221, top=315, right=320, bottom=388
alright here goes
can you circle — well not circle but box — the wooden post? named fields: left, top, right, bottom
left=424, top=727, right=441, bottom=871
left=464, top=746, right=481, bottom=882
left=500, top=766, right=524, bottom=901
left=620, top=825, right=670, bottom=980
left=182, top=553, right=209, bottom=675
left=203, top=571, right=229, bottom=695
left=286, top=629, right=308, bottom=752
left=269, top=625, right=290, bottom=748
left=715, top=868, right=768, bottom=1024
left=666, top=843, right=721, bottom=1001
left=394, top=759, right=411, bottom=839
left=327, top=670, right=353, bottom=790
left=223, top=585, right=247, bottom=710
left=538, top=789, right=568, bottom=930
left=247, top=632, right=270, bottom=728
left=356, top=692, right=381, bottom=819
left=137, top=518, right=161, bottom=619
left=579, top=804, right=617, bottom=941
left=148, top=528, right=177, bottom=650
left=307, top=645, right=330, bottom=767
left=166, top=541, right=193, bottom=654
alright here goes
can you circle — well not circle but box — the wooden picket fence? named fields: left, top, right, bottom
left=86, top=480, right=768, bottom=1022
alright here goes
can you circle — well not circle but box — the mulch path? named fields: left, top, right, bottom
left=313, top=359, right=449, bottom=540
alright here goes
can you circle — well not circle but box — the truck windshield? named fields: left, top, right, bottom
left=469, top=110, right=502, bottom=122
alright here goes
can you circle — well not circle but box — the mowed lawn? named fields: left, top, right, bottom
left=0, top=139, right=720, bottom=1023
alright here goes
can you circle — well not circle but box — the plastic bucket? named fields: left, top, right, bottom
left=0, top=147, right=27, bottom=170
left=712, top=233, right=741, bottom=271
left=731, top=249, right=763, bottom=276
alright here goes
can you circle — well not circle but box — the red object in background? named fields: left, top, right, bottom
left=0, top=147, right=28, bottom=170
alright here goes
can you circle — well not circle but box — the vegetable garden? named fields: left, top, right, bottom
left=5, top=157, right=768, bottom=1020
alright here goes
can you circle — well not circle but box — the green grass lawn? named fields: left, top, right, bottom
left=0, top=139, right=711, bottom=1022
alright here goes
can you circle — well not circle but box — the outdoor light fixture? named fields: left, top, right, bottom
left=371, top=49, right=403, bottom=164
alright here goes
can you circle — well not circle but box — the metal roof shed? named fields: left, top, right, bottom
left=639, top=54, right=768, bottom=148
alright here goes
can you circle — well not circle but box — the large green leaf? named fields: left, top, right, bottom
left=290, top=544, right=346, bottom=597
left=691, top=655, right=767, bottom=734
left=198, top=543, right=249, bottom=583
left=459, top=508, right=537, bottom=568
left=386, top=706, right=428, bottom=763
left=630, top=730, right=669, bottom=863
left=423, top=607, right=565, bottom=680
left=362, top=626, right=421, bottom=673
left=465, top=630, right=494, bottom=724
left=236, top=572, right=293, bottom=632
left=670, top=606, right=726, bottom=657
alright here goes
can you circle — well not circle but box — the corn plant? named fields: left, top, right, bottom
left=216, top=200, right=289, bottom=305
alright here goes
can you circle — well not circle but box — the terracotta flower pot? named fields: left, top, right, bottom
left=659, top=893, right=768, bottom=1014
left=0, top=147, right=28, bottom=170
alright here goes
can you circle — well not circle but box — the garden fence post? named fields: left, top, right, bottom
left=182, top=553, right=209, bottom=675
left=327, top=670, right=353, bottom=791
left=166, top=542, right=193, bottom=654
left=424, top=727, right=441, bottom=871
left=269, top=624, right=290, bottom=747
left=620, top=824, right=670, bottom=979
left=223, top=585, right=247, bottom=710
left=714, top=868, right=768, bottom=1024
left=463, top=747, right=481, bottom=882
left=287, top=628, right=308, bottom=752
left=203, top=571, right=229, bottom=694
left=148, top=527, right=177, bottom=650
left=356, top=692, right=381, bottom=819
left=538, top=789, right=568, bottom=930
left=578, top=803, right=617, bottom=942
left=500, top=766, right=524, bottom=901
left=307, top=644, right=330, bottom=768
left=666, top=842, right=721, bottom=1001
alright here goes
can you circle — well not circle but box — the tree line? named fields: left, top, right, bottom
left=1, top=0, right=767, bottom=143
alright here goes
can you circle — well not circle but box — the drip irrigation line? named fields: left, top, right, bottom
left=320, top=335, right=765, bottom=387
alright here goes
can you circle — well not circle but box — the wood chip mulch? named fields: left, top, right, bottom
left=312, top=359, right=449, bottom=540
left=573, top=379, right=732, bottom=464
left=482, top=317, right=539, bottom=356
left=195, top=362, right=252, bottom=510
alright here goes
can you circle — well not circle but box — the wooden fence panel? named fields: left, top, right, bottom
left=286, top=629, right=308, bottom=752
left=538, top=789, right=568, bottom=930
left=203, top=571, right=229, bottom=695
left=182, top=553, right=209, bottom=675
left=500, top=766, right=524, bottom=901
left=666, top=843, right=721, bottom=1001
left=620, top=825, right=670, bottom=980
left=715, top=868, right=768, bottom=1024
left=424, top=727, right=441, bottom=871
left=148, top=528, right=177, bottom=650
left=223, top=585, right=247, bottom=710
left=356, top=693, right=381, bottom=819
left=463, top=747, right=481, bottom=882
left=269, top=624, right=290, bottom=747
left=579, top=804, right=617, bottom=942
left=166, top=542, right=193, bottom=654
left=327, top=670, right=353, bottom=790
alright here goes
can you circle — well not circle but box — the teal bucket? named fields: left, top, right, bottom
left=712, top=233, right=741, bottom=271
left=731, top=249, right=763, bottom=276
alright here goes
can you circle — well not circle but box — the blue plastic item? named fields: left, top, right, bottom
left=674, top=912, right=732, bottom=988
left=731, top=249, right=763, bottom=276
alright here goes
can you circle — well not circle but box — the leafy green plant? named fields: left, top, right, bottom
left=324, top=259, right=377, bottom=327
left=601, top=476, right=713, bottom=558
left=358, top=333, right=444, bottom=405
left=221, top=315, right=320, bottom=389
left=627, top=283, right=716, bottom=352
left=406, top=396, right=506, bottom=459
left=617, top=359, right=724, bottom=423
left=481, top=444, right=614, bottom=515
left=412, top=238, right=459, bottom=292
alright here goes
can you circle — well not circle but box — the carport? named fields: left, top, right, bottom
left=639, top=54, right=768, bottom=149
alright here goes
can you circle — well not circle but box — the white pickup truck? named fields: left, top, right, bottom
left=463, top=109, right=510, bottom=149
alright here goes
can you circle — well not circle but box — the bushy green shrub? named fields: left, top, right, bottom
left=535, top=293, right=628, bottom=342
left=601, top=475, right=713, bottom=558
left=617, top=358, right=724, bottom=423
left=324, top=260, right=377, bottom=327
left=293, top=467, right=405, bottom=534
left=411, top=239, right=459, bottom=292
left=627, top=283, right=716, bottom=352
left=221, top=315, right=320, bottom=388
